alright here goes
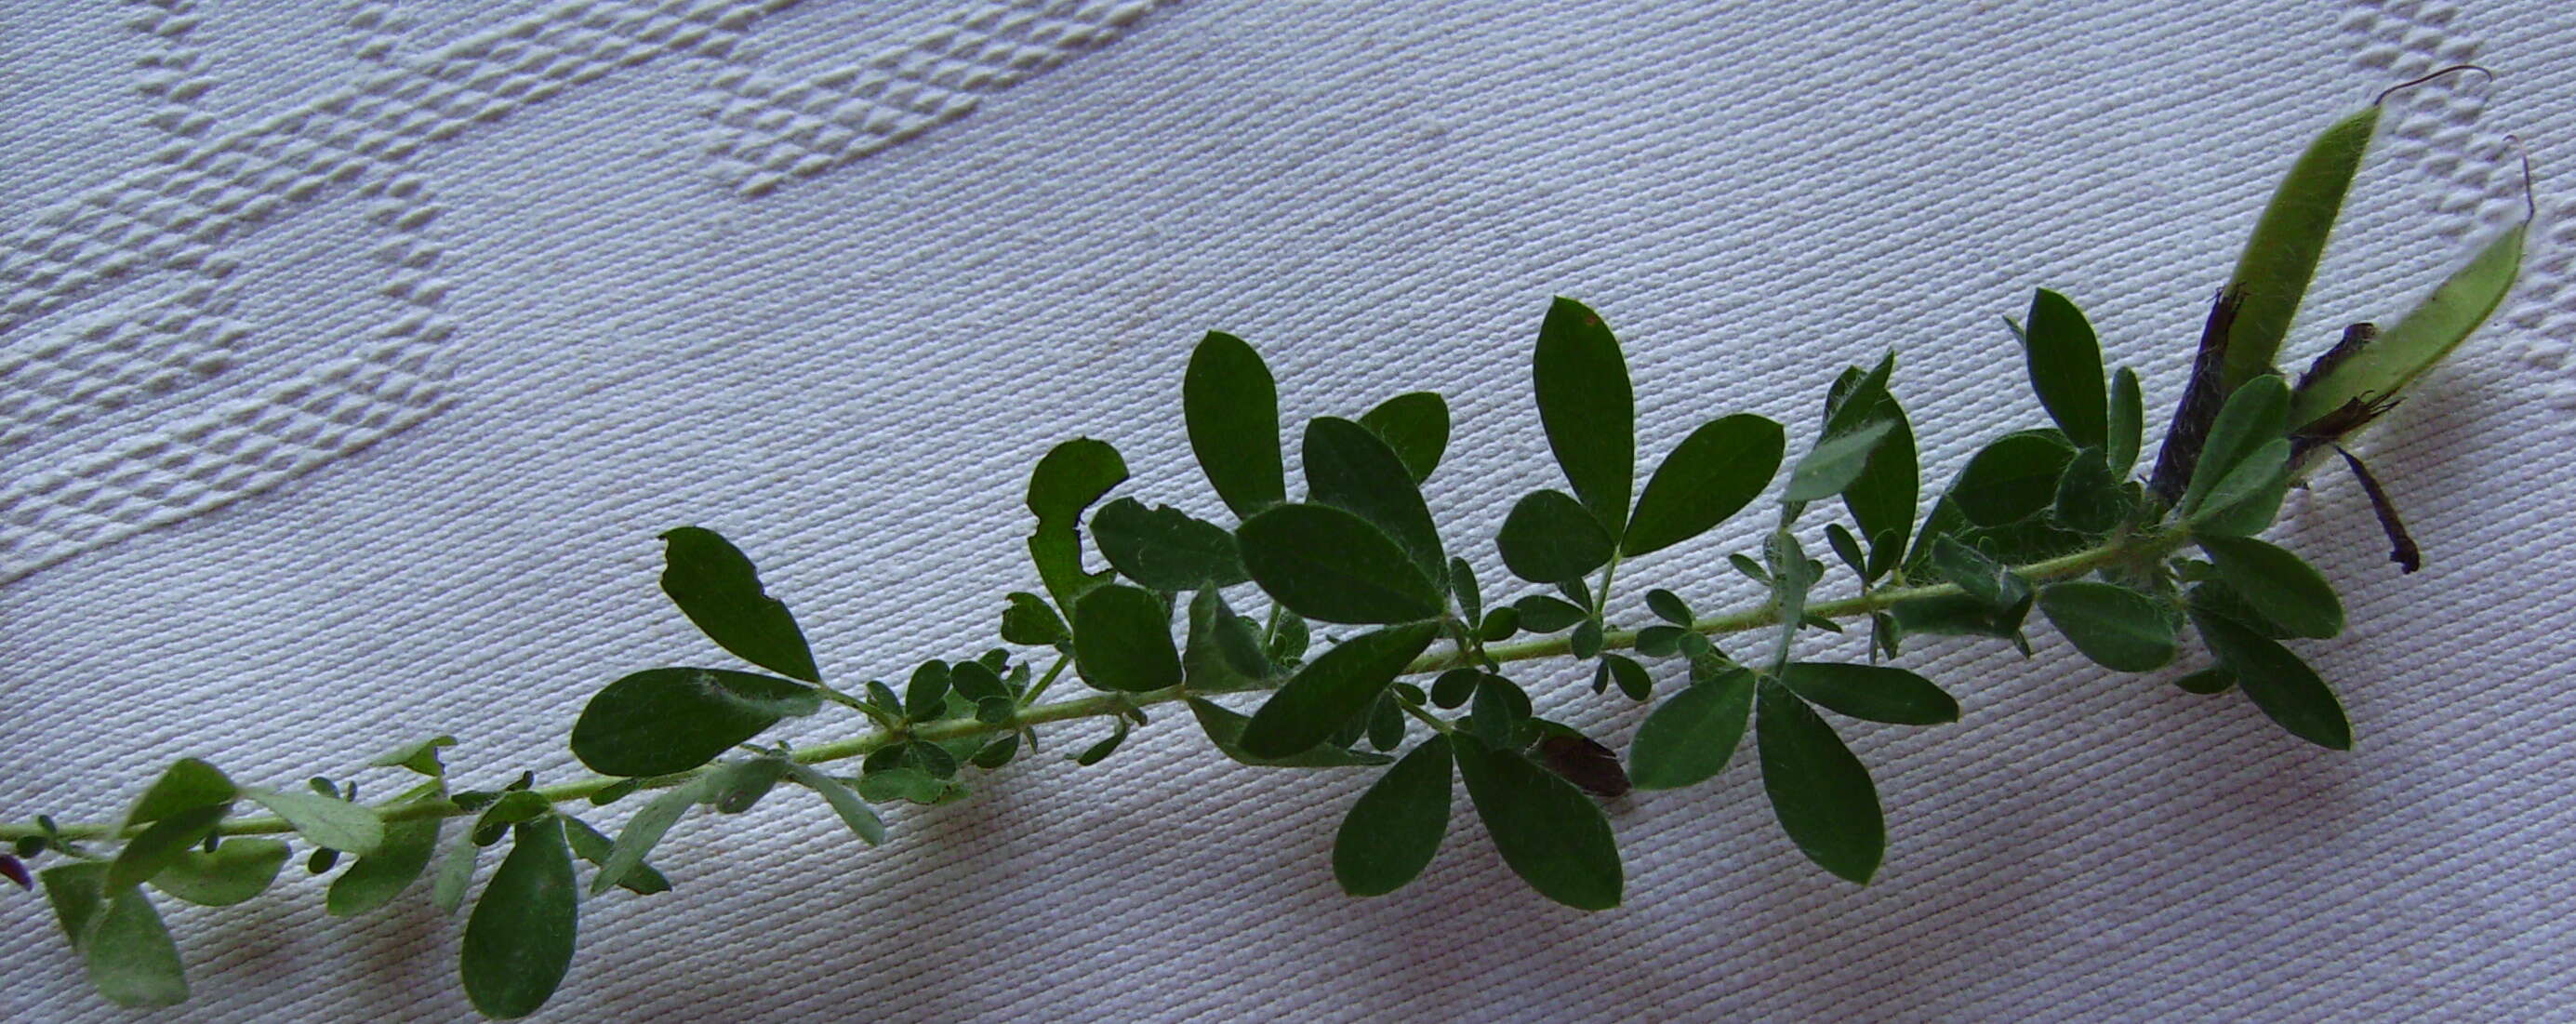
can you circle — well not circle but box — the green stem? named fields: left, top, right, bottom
left=0, top=526, right=2189, bottom=844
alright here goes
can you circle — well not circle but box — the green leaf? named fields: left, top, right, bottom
left=1928, top=536, right=2030, bottom=611
left=1886, top=592, right=2029, bottom=642
left=1628, top=669, right=1755, bottom=791
left=2191, top=438, right=2292, bottom=538
left=1303, top=416, right=1446, bottom=580
left=1025, top=437, right=1129, bottom=611
left=328, top=815, right=444, bottom=916
left=2052, top=446, right=2127, bottom=535
left=1186, top=330, right=1286, bottom=518
left=1453, top=733, right=1623, bottom=911
left=461, top=818, right=579, bottom=1020
left=1952, top=429, right=2076, bottom=526
left=1779, top=662, right=1959, bottom=725
left=1785, top=419, right=1896, bottom=504
left=857, top=767, right=966, bottom=804
left=949, top=659, right=1011, bottom=704
left=2022, top=289, right=2108, bottom=449
left=1241, top=623, right=1439, bottom=760
left=2192, top=610, right=2353, bottom=750
left=1756, top=679, right=1883, bottom=884
left=1071, top=717, right=1132, bottom=766
left=1495, top=489, right=1615, bottom=584
left=703, top=758, right=789, bottom=815
left=1358, top=392, right=1452, bottom=484
left=432, top=824, right=480, bottom=914
left=1070, top=583, right=1184, bottom=693
left=108, top=803, right=229, bottom=890
left=1334, top=736, right=1454, bottom=897
left=2200, top=536, right=2344, bottom=639
left=124, top=757, right=235, bottom=828
left=149, top=838, right=289, bottom=907
left=1534, top=297, right=1637, bottom=529
left=2291, top=222, right=2527, bottom=429
left=2175, top=668, right=2237, bottom=695
left=903, top=661, right=952, bottom=722
left=1645, top=588, right=1692, bottom=625
left=1090, top=498, right=1249, bottom=592
left=2180, top=375, right=2289, bottom=517
left=1000, top=592, right=1071, bottom=647
left=1602, top=654, right=1652, bottom=700
left=1187, top=698, right=1393, bottom=767
left=42, top=863, right=190, bottom=1008
left=2036, top=582, right=2178, bottom=672
left=1181, top=589, right=1261, bottom=691
left=560, top=816, right=670, bottom=896
left=570, top=668, right=822, bottom=777
left=2224, top=105, right=2381, bottom=392
left=2107, top=367, right=2144, bottom=478
left=1827, top=375, right=1919, bottom=580
left=369, top=736, right=458, bottom=778
left=589, top=778, right=707, bottom=897
left=657, top=526, right=819, bottom=683
left=246, top=787, right=384, bottom=857
left=1624, top=414, right=1786, bottom=556
left=1467, top=675, right=1533, bottom=749
left=1238, top=503, right=1443, bottom=624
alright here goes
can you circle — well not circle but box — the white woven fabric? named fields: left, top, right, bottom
left=4, top=1, right=2571, bottom=1019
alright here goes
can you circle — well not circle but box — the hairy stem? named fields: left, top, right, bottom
left=2, top=526, right=2187, bottom=844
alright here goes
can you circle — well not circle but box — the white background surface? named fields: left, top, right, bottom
left=5, top=1, right=2573, bottom=1020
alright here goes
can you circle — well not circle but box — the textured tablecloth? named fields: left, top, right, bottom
left=5, top=1, right=2572, bottom=1020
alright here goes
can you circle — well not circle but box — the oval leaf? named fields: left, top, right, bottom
left=1241, top=624, right=1438, bottom=760
left=2036, top=581, right=2178, bottom=672
left=1534, top=297, right=1636, bottom=528
left=151, top=838, right=290, bottom=908
left=2181, top=375, right=2289, bottom=517
left=1756, top=680, right=1883, bottom=884
left=461, top=818, right=579, bottom=1020
left=1785, top=419, right=1896, bottom=504
left=1070, top=583, right=1184, bottom=693
left=328, top=816, right=444, bottom=916
left=570, top=668, right=822, bottom=777
left=247, top=788, right=385, bottom=857
left=124, top=757, right=235, bottom=827
left=1779, top=662, right=1959, bottom=725
left=2192, top=610, right=2353, bottom=750
left=657, top=526, right=819, bottom=683
left=1186, top=331, right=1285, bottom=518
left=1453, top=733, right=1623, bottom=911
left=1627, top=669, right=1755, bottom=791
left=1952, top=429, right=2075, bottom=526
left=1624, top=414, right=1786, bottom=556
left=1497, top=489, right=1614, bottom=585
left=2108, top=366, right=2144, bottom=477
left=1333, top=736, right=1454, bottom=897
left=1303, top=416, right=1445, bottom=579
left=1238, top=503, right=1443, bottom=624
left=1358, top=392, right=1452, bottom=484
left=2200, top=536, right=2344, bottom=638
left=1187, top=698, right=1390, bottom=767
left=2023, top=288, right=2108, bottom=449
left=1090, top=498, right=1247, bottom=592
left=42, top=864, right=190, bottom=1008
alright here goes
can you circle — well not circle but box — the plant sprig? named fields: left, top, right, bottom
left=1, top=74, right=2530, bottom=1018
